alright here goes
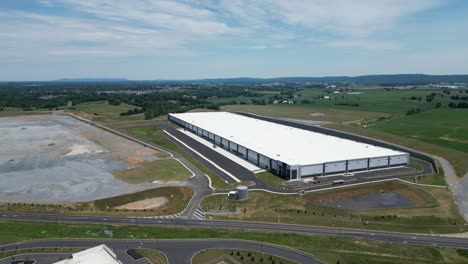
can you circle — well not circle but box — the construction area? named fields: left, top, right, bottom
left=0, top=114, right=187, bottom=203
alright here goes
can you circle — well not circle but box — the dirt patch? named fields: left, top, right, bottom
left=310, top=113, right=325, bottom=116
left=136, top=149, right=152, bottom=155
left=115, top=197, right=168, bottom=210
left=124, top=157, right=146, bottom=164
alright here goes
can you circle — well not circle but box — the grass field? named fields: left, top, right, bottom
left=135, top=249, right=167, bottom=264
left=1, top=221, right=467, bottom=264
left=192, top=249, right=295, bottom=264
left=371, top=108, right=468, bottom=153
left=0, top=186, right=193, bottom=217
left=113, top=159, right=191, bottom=184
left=255, top=171, right=290, bottom=189
left=125, top=125, right=251, bottom=189
left=221, top=104, right=388, bottom=123
left=70, top=101, right=144, bottom=123
left=201, top=181, right=467, bottom=233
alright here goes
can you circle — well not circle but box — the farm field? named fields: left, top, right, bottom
left=0, top=221, right=466, bottom=264
left=221, top=104, right=388, bottom=123
left=201, top=181, right=467, bottom=233
left=70, top=100, right=144, bottom=123
left=370, top=108, right=468, bottom=153
left=113, top=159, right=192, bottom=184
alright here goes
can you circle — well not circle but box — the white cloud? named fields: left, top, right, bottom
left=329, top=40, right=401, bottom=50
left=0, top=0, right=444, bottom=61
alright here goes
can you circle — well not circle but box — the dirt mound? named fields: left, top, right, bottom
left=115, top=197, right=168, bottom=210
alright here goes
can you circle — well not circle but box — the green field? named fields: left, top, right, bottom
left=1, top=221, right=467, bottom=264
left=200, top=181, right=467, bottom=233
left=371, top=109, right=468, bottom=153
left=192, top=249, right=295, bottom=264
left=221, top=104, right=388, bottom=123
left=71, top=101, right=144, bottom=123
left=113, top=159, right=191, bottom=184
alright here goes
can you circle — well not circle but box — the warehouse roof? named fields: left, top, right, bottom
left=54, top=244, right=122, bottom=264
left=170, top=112, right=407, bottom=165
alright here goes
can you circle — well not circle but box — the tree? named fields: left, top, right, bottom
left=435, top=102, right=442, bottom=108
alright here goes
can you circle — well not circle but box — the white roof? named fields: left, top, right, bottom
left=54, top=244, right=122, bottom=264
left=170, top=112, right=406, bottom=165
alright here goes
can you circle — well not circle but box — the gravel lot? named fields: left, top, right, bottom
left=0, top=115, right=158, bottom=203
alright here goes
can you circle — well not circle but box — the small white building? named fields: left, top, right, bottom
left=54, top=244, right=122, bottom=264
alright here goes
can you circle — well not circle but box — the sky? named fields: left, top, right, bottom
left=1, top=0, right=468, bottom=81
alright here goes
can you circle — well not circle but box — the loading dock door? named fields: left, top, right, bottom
left=324, top=161, right=346, bottom=174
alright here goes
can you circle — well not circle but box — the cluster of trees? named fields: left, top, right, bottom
left=406, top=108, right=422, bottom=115
left=450, top=95, right=468, bottom=101
left=448, top=102, right=468, bottom=108
left=119, top=108, right=144, bottom=116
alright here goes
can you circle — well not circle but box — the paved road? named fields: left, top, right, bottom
left=0, top=239, right=323, bottom=264
left=1, top=212, right=467, bottom=249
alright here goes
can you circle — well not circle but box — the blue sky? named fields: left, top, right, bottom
left=1, top=0, right=467, bottom=80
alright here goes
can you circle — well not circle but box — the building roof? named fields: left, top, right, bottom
left=54, top=244, right=122, bottom=264
left=170, top=112, right=406, bottom=166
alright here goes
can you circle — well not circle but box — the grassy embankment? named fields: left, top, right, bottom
left=0, top=248, right=85, bottom=261
left=135, top=249, right=168, bottom=264
left=113, top=159, right=192, bottom=184
left=201, top=181, right=467, bottom=233
left=125, top=125, right=251, bottom=189
left=0, top=186, right=193, bottom=217
left=1, top=221, right=467, bottom=264
left=192, top=249, right=295, bottom=264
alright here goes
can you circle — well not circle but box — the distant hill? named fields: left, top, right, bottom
left=54, top=78, right=129, bottom=82
left=169, top=74, right=468, bottom=84
left=46, top=74, right=468, bottom=84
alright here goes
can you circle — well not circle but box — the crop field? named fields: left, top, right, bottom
left=70, top=101, right=144, bottom=123
left=201, top=181, right=467, bottom=233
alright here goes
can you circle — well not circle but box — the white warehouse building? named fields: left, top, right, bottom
left=168, top=112, right=409, bottom=180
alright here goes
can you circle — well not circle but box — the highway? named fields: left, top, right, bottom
left=1, top=212, right=467, bottom=249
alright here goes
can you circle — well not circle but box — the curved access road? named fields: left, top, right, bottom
left=1, top=212, right=467, bottom=249
left=0, top=238, right=323, bottom=264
